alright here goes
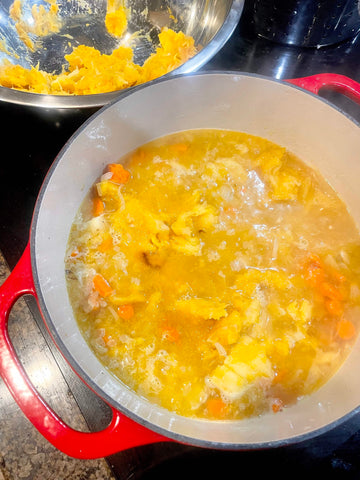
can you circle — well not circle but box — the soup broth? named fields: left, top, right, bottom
left=65, top=129, right=360, bottom=419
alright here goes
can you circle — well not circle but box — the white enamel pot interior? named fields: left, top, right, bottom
left=31, top=72, right=360, bottom=449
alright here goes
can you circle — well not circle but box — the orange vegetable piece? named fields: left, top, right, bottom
left=272, top=398, right=284, bottom=413
left=108, top=163, right=130, bottom=184
left=98, top=235, right=113, bottom=252
left=336, top=319, right=356, bottom=340
left=320, top=282, right=343, bottom=301
left=302, top=253, right=349, bottom=317
left=93, top=196, right=104, bottom=216
left=325, top=298, right=343, bottom=317
left=161, top=323, right=180, bottom=343
left=93, top=274, right=113, bottom=297
left=206, top=398, right=228, bottom=418
left=117, top=304, right=134, bottom=320
left=307, top=253, right=322, bottom=265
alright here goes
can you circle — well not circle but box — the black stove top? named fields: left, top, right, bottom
left=2, top=6, right=360, bottom=479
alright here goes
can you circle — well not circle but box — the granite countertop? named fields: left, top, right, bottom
left=0, top=252, right=116, bottom=480
left=3, top=3, right=360, bottom=479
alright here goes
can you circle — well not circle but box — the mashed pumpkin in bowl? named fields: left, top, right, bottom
left=0, top=0, right=196, bottom=95
left=65, top=129, right=360, bottom=420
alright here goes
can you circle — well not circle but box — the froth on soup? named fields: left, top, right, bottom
left=65, top=129, right=360, bottom=420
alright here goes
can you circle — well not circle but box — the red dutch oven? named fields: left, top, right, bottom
left=1, top=72, right=360, bottom=459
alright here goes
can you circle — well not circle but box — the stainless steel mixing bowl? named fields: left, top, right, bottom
left=0, top=0, right=244, bottom=108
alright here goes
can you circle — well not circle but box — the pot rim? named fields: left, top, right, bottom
left=30, top=70, right=360, bottom=449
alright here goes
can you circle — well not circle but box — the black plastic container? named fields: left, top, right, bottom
left=250, top=0, right=360, bottom=47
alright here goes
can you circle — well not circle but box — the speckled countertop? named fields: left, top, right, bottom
left=0, top=252, right=116, bottom=480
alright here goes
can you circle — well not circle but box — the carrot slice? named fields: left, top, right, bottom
left=108, top=163, right=130, bottom=184
left=325, top=298, right=343, bottom=317
left=302, top=253, right=349, bottom=317
left=320, top=282, right=343, bottom=301
left=93, top=196, right=104, bottom=216
left=117, top=304, right=134, bottom=320
left=161, top=323, right=180, bottom=343
left=93, top=274, right=113, bottom=297
left=336, top=319, right=356, bottom=340
left=304, top=264, right=324, bottom=287
left=206, top=398, right=227, bottom=418
left=271, top=398, right=284, bottom=413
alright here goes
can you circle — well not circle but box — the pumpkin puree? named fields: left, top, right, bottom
left=0, top=1, right=196, bottom=95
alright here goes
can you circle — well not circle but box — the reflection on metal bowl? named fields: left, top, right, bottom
left=0, top=0, right=244, bottom=108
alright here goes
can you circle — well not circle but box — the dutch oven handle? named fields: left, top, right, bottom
left=286, top=73, right=360, bottom=104
left=0, top=244, right=170, bottom=459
